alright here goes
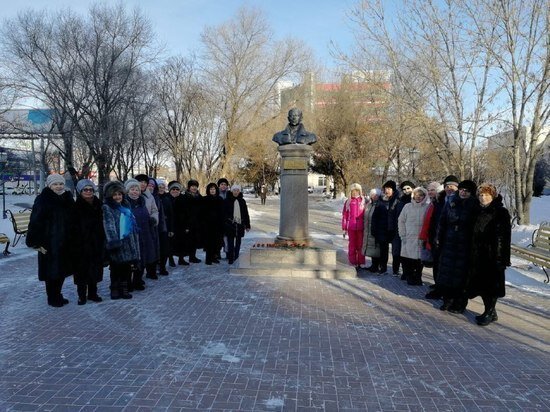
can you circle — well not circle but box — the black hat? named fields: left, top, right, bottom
left=458, top=179, right=477, bottom=194
left=103, top=181, right=125, bottom=198
left=443, top=175, right=459, bottom=186
left=187, top=179, right=199, bottom=189
left=134, top=174, right=149, bottom=183
left=217, top=178, right=229, bottom=186
left=400, top=180, right=415, bottom=190
left=382, top=180, right=397, bottom=191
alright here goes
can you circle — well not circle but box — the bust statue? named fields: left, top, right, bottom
left=272, top=108, right=317, bottom=146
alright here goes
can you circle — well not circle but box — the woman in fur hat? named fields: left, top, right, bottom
left=26, top=173, right=75, bottom=307
left=202, top=183, right=224, bottom=265
left=342, top=183, right=367, bottom=268
left=223, top=185, right=251, bottom=264
left=467, top=183, right=511, bottom=326
left=102, top=181, right=140, bottom=300
left=71, top=179, right=105, bottom=305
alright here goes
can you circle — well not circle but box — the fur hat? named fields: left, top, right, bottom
left=168, top=181, right=183, bottom=191
left=206, top=182, right=219, bottom=196
left=134, top=174, right=149, bottom=183
left=349, top=183, right=362, bottom=195
left=400, top=180, right=415, bottom=190
left=382, top=180, right=397, bottom=192
left=217, top=178, right=229, bottom=187
left=46, top=173, right=65, bottom=187
left=187, top=179, right=199, bottom=189
left=443, top=175, right=459, bottom=187
left=458, top=179, right=477, bottom=194
left=104, top=181, right=125, bottom=198
left=124, top=178, right=140, bottom=192
left=478, top=183, right=497, bottom=198
left=76, top=179, right=96, bottom=194
left=427, top=181, right=444, bottom=192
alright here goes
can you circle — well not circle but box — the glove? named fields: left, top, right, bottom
left=36, top=246, right=47, bottom=255
left=149, top=216, right=158, bottom=226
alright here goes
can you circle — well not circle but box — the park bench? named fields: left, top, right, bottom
left=6, top=208, right=32, bottom=248
left=510, top=221, right=550, bottom=283
left=0, top=232, right=10, bottom=255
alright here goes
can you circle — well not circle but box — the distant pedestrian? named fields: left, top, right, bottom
left=342, top=183, right=367, bottom=269
left=467, top=183, right=511, bottom=326
left=26, top=173, right=75, bottom=307
left=223, top=185, right=251, bottom=264
left=260, top=184, right=267, bottom=205
left=71, top=179, right=105, bottom=305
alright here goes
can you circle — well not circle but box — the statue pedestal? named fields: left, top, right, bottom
left=276, top=144, right=312, bottom=245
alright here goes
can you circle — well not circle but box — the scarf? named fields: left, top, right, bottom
left=233, top=199, right=242, bottom=224
left=117, top=204, right=135, bottom=239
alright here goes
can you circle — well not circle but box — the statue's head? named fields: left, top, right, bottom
left=287, top=108, right=303, bottom=126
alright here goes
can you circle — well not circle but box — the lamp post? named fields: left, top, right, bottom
left=0, top=151, right=8, bottom=219
left=409, top=148, right=420, bottom=179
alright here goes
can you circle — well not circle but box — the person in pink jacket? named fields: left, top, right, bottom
left=342, top=183, right=367, bottom=268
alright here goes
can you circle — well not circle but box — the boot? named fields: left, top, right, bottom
left=168, top=256, right=176, bottom=267
left=77, top=284, right=87, bottom=305
left=110, top=281, right=120, bottom=300
left=56, top=279, right=69, bottom=305
left=477, top=297, right=498, bottom=326
left=159, top=259, right=169, bottom=276
left=120, top=282, right=133, bottom=299
left=132, top=269, right=145, bottom=291
left=87, top=283, right=102, bottom=302
left=46, top=281, right=63, bottom=307
left=178, top=257, right=189, bottom=266
left=145, top=263, right=158, bottom=279
left=440, top=298, right=453, bottom=311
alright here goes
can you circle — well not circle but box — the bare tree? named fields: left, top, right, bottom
left=200, top=6, right=312, bottom=177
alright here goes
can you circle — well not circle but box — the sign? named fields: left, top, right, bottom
left=282, top=159, right=308, bottom=170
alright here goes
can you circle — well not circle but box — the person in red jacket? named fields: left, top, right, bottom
left=342, top=183, right=367, bottom=268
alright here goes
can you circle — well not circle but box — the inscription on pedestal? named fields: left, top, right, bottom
left=282, top=159, right=308, bottom=170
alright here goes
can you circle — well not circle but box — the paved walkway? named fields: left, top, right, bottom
left=1, top=197, right=549, bottom=411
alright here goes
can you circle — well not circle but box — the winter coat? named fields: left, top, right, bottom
left=127, top=194, right=158, bottom=265
left=223, top=193, right=251, bottom=238
left=102, top=199, right=140, bottom=265
left=142, top=190, right=159, bottom=225
left=26, top=187, right=75, bottom=281
left=174, top=191, right=203, bottom=254
left=398, top=194, right=429, bottom=260
left=467, top=195, right=511, bottom=299
left=362, top=200, right=380, bottom=258
left=202, top=194, right=224, bottom=249
left=159, top=193, right=174, bottom=233
left=436, top=194, right=478, bottom=292
left=371, top=193, right=398, bottom=243
left=71, top=196, right=105, bottom=285
left=342, top=196, right=366, bottom=232
left=419, top=191, right=446, bottom=251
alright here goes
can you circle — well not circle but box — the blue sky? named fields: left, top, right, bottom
left=1, top=0, right=358, bottom=67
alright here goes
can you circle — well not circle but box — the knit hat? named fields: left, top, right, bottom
left=427, top=181, right=444, bottom=192
left=104, top=181, right=125, bottom=198
left=134, top=174, right=149, bottom=183
left=168, top=181, right=183, bottom=191
left=369, top=188, right=382, bottom=196
left=478, top=183, right=497, bottom=198
left=76, top=179, right=96, bottom=194
left=458, top=179, right=477, bottom=194
left=382, top=180, right=397, bottom=192
left=400, top=180, right=415, bottom=190
left=156, top=178, right=167, bottom=186
left=46, top=173, right=65, bottom=187
left=187, top=179, right=199, bottom=189
left=124, top=178, right=141, bottom=192
left=231, top=184, right=241, bottom=191
left=217, top=178, right=229, bottom=186
left=443, top=175, right=459, bottom=187
left=349, top=183, right=362, bottom=196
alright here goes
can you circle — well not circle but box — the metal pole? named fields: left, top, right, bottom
left=2, top=180, right=5, bottom=219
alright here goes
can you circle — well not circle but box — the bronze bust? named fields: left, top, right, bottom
left=272, top=108, right=317, bottom=146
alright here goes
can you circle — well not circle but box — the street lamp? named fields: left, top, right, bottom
left=0, top=151, right=8, bottom=219
left=409, top=148, right=420, bottom=179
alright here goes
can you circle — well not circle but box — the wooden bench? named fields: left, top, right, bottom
left=0, top=232, right=10, bottom=255
left=6, top=209, right=32, bottom=248
left=511, top=222, right=550, bottom=283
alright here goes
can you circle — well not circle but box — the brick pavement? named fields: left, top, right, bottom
left=0, top=248, right=549, bottom=411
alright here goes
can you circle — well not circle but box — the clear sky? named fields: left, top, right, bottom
left=1, top=0, right=358, bottom=68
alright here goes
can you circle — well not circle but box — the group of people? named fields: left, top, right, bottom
left=342, top=175, right=512, bottom=326
left=26, top=174, right=250, bottom=307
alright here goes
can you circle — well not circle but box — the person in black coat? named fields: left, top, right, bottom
left=467, top=184, right=511, bottom=326
left=157, top=180, right=174, bottom=274
left=26, top=174, right=75, bottom=307
left=393, top=180, right=414, bottom=277
left=72, top=179, right=105, bottom=305
left=223, top=185, right=251, bottom=264
left=202, top=183, right=224, bottom=265
left=437, top=179, right=479, bottom=313
left=167, top=181, right=183, bottom=265
left=370, top=180, right=399, bottom=274
left=174, top=179, right=203, bottom=264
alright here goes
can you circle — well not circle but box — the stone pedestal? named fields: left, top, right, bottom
left=276, top=144, right=313, bottom=245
